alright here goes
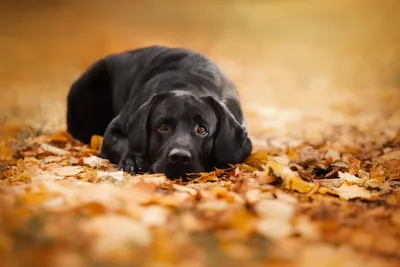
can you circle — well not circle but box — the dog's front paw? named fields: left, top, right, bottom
left=118, top=157, right=137, bottom=175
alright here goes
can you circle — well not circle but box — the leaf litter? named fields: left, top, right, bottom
left=1, top=106, right=400, bottom=267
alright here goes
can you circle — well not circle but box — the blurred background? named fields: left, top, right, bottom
left=0, top=0, right=399, bottom=139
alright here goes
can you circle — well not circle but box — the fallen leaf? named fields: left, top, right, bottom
left=295, top=146, right=320, bottom=166
left=330, top=183, right=372, bottom=200
left=370, top=164, right=386, bottom=182
left=83, top=156, right=109, bottom=168
left=244, top=151, right=268, bottom=167
left=338, top=171, right=364, bottom=184
left=325, top=149, right=341, bottom=162
left=52, top=166, right=84, bottom=176
left=0, top=145, right=13, bottom=161
left=41, top=143, right=69, bottom=156
left=97, top=171, right=125, bottom=182
left=50, top=131, right=73, bottom=143
left=347, top=157, right=361, bottom=175
left=90, top=135, right=103, bottom=151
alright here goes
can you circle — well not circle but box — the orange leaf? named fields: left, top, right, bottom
left=245, top=151, right=268, bottom=168
left=90, top=135, right=104, bottom=151
left=50, top=131, right=73, bottom=143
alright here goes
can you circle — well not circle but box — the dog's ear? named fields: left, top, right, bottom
left=119, top=92, right=171, bottom=165
left=203, top=96, right=252, bottom=168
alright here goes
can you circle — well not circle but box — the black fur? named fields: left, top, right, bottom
left=67, top=46, right=252, bottom=178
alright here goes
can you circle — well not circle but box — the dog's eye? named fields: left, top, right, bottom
left=158, top=123, right=169, bottom=132
left=196, top=125, right=208, bottom=136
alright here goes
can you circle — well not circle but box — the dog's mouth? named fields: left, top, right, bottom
left=164, top=164, right=194, bottom=179
left=150, top=158, right=208, bottom=179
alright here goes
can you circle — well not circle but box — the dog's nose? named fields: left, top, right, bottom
left=168, top=148, right=192, bottom=164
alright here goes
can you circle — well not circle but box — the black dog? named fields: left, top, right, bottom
left=67, top=46, right=252, bottom=178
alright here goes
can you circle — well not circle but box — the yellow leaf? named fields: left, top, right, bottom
left=194, top=172, right=219, bottom=182
left=370, top=164, right=386, bottom=182
left=244, top=151, right=268, bottom=167
left=80, top=148, right=100, bottom=156
left=227, top=208, right=256, bottom=237
left=73, top=202, right=107, bottom=216
left=90, top=135, right=103, bottom=151
left=268, top=161, right=316, bottom=193
left=50, top=131, right=73, bottom=143
left=20, top=192, right=52, bottom=204
left=348, top=156, right=361, bottom=175
left=0, top=145, right=13, bottom=161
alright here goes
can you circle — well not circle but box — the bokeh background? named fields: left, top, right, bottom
left=0, top=0, right=399, bottom=140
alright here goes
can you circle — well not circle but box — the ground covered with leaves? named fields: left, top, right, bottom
left=1, top=95, right=399, bottom=267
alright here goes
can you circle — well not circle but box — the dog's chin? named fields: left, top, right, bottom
left=151, top=162, right=198, bottom=180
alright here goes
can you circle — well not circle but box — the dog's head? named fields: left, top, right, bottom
left=125, top=91, right=252, bottom=179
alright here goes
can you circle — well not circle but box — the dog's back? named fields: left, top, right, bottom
left=67, top=46, right=238, bottom=143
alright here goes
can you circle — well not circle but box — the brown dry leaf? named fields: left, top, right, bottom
left=41, top=143, right=69, bottom=156
left=386, top=160, right=400, bottom=181
left=96, top=171, right=125, bottom=183
left=379, top=150, right=400, bottom=161
left=295, top=146, right=320, bottom=166
left=52, top=166, right=84, bottom=176
left=348, top=156, right=361, bottom=175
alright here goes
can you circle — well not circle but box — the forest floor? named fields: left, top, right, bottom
left=1, top=84, right=399, bottom=267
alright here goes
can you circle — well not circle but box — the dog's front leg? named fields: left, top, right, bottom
left=118, top=153, right=149, bottom=174
left=99, top=116, right=149, bottom=174
left=99, top=116, right=131, bottom=170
